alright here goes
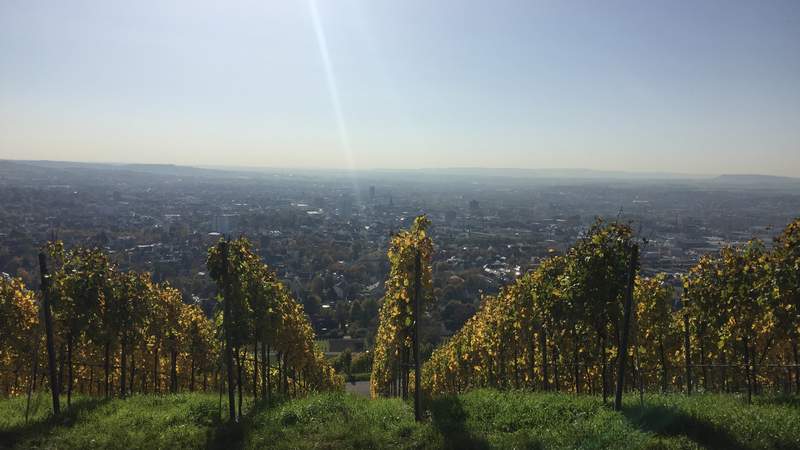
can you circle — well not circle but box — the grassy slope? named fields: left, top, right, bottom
left=1, top=391, right=798, bottom=449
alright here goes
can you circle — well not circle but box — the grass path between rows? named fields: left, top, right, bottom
left=1, top=390, right=798, bottom=449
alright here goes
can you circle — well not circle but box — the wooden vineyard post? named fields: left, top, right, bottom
left=614, top=244, right=638, bottom=411
left=413, top=249, right=422, bottom=422
left=38, top=252, right=60, bottom=416
left=683, top=309, right=692, bottom=395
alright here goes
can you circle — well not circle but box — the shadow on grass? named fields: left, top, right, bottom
left=622, top=404, right=745, bottom=450
left=0, top=397, right=110, bottom=448
left=428, top=396, right=491, bottom=450
left=206, top=420, right=246, bottom=450
left=205, top=396, right=285, bottom=450
left=755, top=395, right=800, bottom=409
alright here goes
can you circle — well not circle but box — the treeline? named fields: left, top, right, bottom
left=422, top=218, right=800, bottom=400
left=0, top=239, right=341, bottom=417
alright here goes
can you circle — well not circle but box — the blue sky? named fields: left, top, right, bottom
left=1, top=0, right=798, bottom=175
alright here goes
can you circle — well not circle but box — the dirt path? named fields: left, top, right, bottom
left=345, top=381, right=370, bottom=397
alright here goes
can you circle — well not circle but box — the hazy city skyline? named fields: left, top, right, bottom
left=1, top=0, right=799, bottom=176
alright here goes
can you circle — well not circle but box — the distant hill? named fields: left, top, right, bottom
left=3, top=159, right=799, bottom=187
left=399, top=167, right=706, bottom=180
left=0, top=160, right=252, bottom=180
left=711, top=173, right=800, bottom=188
left=714, top=173, right=799, bottom=183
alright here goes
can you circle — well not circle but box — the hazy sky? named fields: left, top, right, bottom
left=1, top=1, right=799, bottom=175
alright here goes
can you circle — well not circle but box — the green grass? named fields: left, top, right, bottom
left=1, top=390, right=798, bottom=449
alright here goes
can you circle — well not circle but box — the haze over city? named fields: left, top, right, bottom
left=1, top=0, right=799, bottom=175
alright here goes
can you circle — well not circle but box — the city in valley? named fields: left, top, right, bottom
left=2, top=159, right=798, bottom=350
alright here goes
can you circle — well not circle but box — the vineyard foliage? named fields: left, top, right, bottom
left=2, top=217, right=799, bottom=405
left=0, top=242, right=216, bottom=401
left=0, top=276, right=38, bottom=397
left=423, top=220, right=636, bottom=396
left=423, top=218, right=800, bottom=397
left=206, top=238, right=341, bottom=402
left=680, top=229, right=799, bottom=397
left=0, top=238, right=340, bottom=404
left=371, top=215, right=434, bottom=398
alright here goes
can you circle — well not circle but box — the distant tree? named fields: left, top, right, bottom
left=441, top=300, right=475, bottom=333
left=303, top=295, right=322, bottom=317
left=349, top=301, right=364, bottom=327
left=361, top=298, right=379, bottom=326
left=336, top=302, right=349, bottom=331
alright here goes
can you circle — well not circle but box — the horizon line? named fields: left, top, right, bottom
left=4, top=158, right=800, bottom=180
